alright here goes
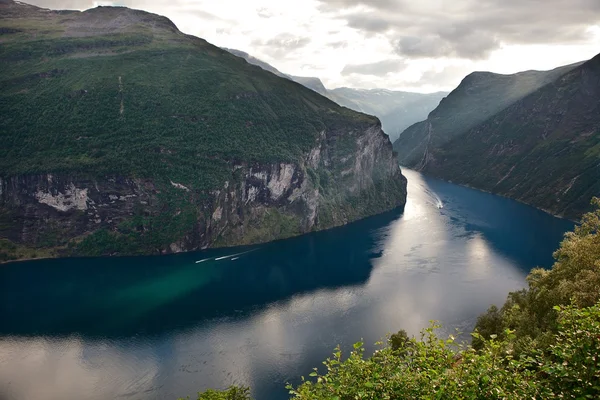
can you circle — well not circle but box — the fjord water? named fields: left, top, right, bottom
left=0, top=169, right=573, bottom=400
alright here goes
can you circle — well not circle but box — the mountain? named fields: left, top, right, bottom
left=288, top=75, right=329, bottom=96
left=393, top=62, right=581, bottom=166
left=222, top=48, right=446, bottom=142
left=394, top=55, right=600, bottom=219
left=0, top=0, right=406, bottom=261
left=222, top=48, right=288, bottom=77
left=329, top=88, right=447, bottom=141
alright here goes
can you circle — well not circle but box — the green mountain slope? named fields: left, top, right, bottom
left=0, top=0, right=406, bottom=261
left=221, top=49, right=446, bottom=142
left=393, top=62, right=581, bottom=166
left=418, top=53, right=600, bottom=219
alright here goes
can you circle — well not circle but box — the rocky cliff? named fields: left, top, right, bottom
left=0, top=1, right=406, bottom=261
left=395, top=54, right=600, bottom=220
left=393, top=62, right=581, bottom=167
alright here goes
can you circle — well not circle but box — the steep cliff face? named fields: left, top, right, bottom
left=419, top=54, right=600, bottom=219
left=393, top=62, right=581, bottom=167
left=0, top=1, right=406, bottom=261
left=1, top=124, right=405, bottom=260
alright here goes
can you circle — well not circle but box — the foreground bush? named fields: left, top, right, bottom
left=474, top=197, right=600, bottom=351
left=285, top=302, right=599, bottom=399
left=185, top=302, right=599, bottom=399
left=181, top=386, right=251, bottom=400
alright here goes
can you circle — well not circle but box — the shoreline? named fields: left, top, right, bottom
left=401, top=166, right=579, bottom=224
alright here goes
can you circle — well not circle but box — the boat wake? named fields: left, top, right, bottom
left=196, top=248, right=258, bottom=264
left=424, top=188, right=444, bottom=209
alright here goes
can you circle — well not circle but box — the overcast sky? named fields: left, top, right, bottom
left=27, top=0, right=600, bottom=92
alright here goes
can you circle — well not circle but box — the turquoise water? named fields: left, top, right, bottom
left=0, top=169, right=573, bottom=400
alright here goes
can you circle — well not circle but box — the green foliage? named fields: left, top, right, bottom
left=543, top=303, right=600, bottom=398
left=388, top=329, right=410, bottom=352
left=287, top=302, right=600, bottom=399
left=179, top=386, right=251, bottom=400
left=474, top=197, right=600, bottom=351
left=0, top=238, right=55, bottom=262
left=190, top=302, right=599, bottom=400
left=0, top=4, right=376, bottom=192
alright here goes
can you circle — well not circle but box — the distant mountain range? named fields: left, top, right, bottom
left=393, top=55, right=599, bottom=219
left=223, top=48, right=447, bottom=141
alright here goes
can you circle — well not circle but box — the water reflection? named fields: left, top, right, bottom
left=0, top=169, right=573, bottom=400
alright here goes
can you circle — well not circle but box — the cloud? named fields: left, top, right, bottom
left=251, top=33, right=312, bottom=59
left=342, top=59, right=407, bottom=76
left=345, top=13, right=391, bottom=33
left=317, top=0, right=600, bottom=60
left=327, top=40, right=348, bottom=49
left=256, top=7, right=273, bottom=18
left=22, top=0, right=600, bottom=91
left=418, top=65, right=475, bottom=88
left=317, top=0, right=402, bottom=12
left=395, top=33, right=500, bottom=59
left=263, top=34, right=311, bottom=50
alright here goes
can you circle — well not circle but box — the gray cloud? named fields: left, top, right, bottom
left=251, top=33, right=311, bottom=59
left=395, top=33, right=500, bottom=59
left=345, top=13, right=391, bottom=33
left=317, top=0, right=600, bottom=59
left=342, top=59, right=406, bottom=76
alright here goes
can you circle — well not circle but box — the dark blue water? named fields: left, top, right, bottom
left=0, top=169, right=573, bottom=400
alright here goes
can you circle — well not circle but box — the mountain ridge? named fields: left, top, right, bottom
left=393, top=53, right=599, bottom=219
left=0, top=0, right=407, bottom=261
left=393, top=61, right=583, bottom=167
left=222, top=48, right=447, bottom=141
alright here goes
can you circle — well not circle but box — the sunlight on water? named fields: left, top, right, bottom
left=0, top=169, right=574, bottom=400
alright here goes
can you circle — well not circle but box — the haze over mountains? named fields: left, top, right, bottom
left=0, top=0, right=406, bottom=261
left=224, top=48, right=447, bottom=141
left=393, top=55, right=600, bottom=219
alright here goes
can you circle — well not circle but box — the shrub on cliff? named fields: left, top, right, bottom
left=473, top=197, right=600, bottom=351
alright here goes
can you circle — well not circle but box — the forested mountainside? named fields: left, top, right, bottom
left=0, top=0, right=406, bottom=261
left=393, top=61, right=581, bottom=167
left=393, top=56, right=599, bottom=219
left=222, top=48, right=447, bottom=141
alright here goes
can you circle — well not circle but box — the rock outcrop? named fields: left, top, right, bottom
left=1, top=123, right=405, bottom=259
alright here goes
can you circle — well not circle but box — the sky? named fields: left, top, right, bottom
left=26, top=0, right=600, bottom=93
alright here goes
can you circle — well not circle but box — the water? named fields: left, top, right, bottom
left=0, top=169, right=573, bottom=400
